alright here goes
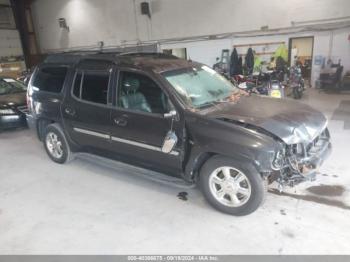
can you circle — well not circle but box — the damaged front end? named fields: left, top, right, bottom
left=271, top=128, right=332, bottom=191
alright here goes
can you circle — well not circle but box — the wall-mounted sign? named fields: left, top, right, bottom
left=314, top=55, right=324, bottom=66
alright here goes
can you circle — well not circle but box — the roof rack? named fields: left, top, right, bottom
left=116, top=52, right=178, bottom=59
left=43, top=51, right=179, bottom=64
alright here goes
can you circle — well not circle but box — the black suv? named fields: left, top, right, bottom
left=27, top=52, right=331, bottom=215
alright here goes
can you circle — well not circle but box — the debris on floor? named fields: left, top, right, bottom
left=177, top=192, right=188, bottom=201
left=280, top=209, right=287, bottom=216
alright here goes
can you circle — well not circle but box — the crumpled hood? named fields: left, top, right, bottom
left=0, top=92, right=26, bottom=109
left=204, top=95, right=327, bottom=144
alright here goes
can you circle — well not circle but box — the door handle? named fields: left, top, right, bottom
left=64, top=107, right=76, bottom=116
left=114, top=117, right=128, bottom=127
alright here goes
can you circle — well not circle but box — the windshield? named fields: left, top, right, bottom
left=162, top=65, right=238, bottom=109
left=0, top=78, right=27, bottom=95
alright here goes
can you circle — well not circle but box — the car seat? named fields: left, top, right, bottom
left=120, top=77, right=151, bottom=113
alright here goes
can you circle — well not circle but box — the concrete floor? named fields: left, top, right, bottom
left=0, top=89, right=350, bottom=255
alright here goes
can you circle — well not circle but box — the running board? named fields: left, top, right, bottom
left=75, top=153, right=196, bottom=190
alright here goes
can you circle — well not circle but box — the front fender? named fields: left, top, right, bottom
left=183, top=116, right=282, bottom=181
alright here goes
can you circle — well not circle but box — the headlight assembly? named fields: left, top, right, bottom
left=272, top=150, right=285, bottom=170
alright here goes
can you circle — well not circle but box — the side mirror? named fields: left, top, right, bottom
left=163, top=110, right=177, bottom=119
left=161, top=131, right=178, bottom=154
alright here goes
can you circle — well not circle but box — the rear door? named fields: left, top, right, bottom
left=61, top=60, right=114, bottom=150
left=29, top=65, right=69, bottom=121
left=109, top=69, right=184, bottom=174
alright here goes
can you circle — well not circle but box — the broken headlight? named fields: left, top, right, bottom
left=291, top=143, right=304, bottom=155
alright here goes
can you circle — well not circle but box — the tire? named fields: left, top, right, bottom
left=43, top=123, right=73, bottom=164
left=199, top=156, right=266, bottom=216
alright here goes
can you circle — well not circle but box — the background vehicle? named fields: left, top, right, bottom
left=16, top=69, right=33, bottom=86
left=287, top=65, right=304, bottom=99
left=0, top=77, right=28, bottom=130
left=27, top=52, right=331, bottom=216
left=233, top=68, right=304, bottom=100
left=231, top=74, right=268, bottom=95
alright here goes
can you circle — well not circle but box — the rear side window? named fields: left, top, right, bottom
left=72, top=72, right=109, bottom=105
left=32, top=67, right=68, bottom=93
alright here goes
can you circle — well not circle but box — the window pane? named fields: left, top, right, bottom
left=119, top=72, right=168, bottom=114
left=81, top=73, right=109, bottom=104
left=0, top=79, right=26, bottom=95
left=0, top=80, right=12, bottom=95
left=32, top=67, right=67, bottom=93
left=72, top=73, right=82, bottom=98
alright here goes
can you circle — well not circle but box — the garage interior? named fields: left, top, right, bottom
left=1, top=0, right=350, bottom=256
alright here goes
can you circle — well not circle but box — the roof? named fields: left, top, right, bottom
left=43, top=52, right=199, bottom=73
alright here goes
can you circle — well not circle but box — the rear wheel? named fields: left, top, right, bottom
left=199, top=156, right=266, bottom=216
left=43, top=124, right=73, bottom=164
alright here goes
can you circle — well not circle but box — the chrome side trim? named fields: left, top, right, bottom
left=73, top=127, right=179, bottom=156
left=111, top=136, right=179, bottom=156
left=73, top=127, right=110, bottom=139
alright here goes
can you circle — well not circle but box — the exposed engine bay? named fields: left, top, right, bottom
left=219, top=118, right=332, bottom=191
left=271, top=128, right=331, bottom=190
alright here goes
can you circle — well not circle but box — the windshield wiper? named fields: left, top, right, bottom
left=197, top=101, right=221, bottom=110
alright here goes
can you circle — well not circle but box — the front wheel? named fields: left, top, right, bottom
left=199, top=156, right=266, bottom=216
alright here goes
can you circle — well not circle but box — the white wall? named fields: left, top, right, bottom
left=31, top=0, right=139, bottom=52
left=0, top=0, right=23, bottom=59
left=0, top=30, right=23, bottom=58
left=159, top=28, right=350, bottom=87
left=161, top=39, right=233, bottom=68
left=29, top=0, right=350, bottom=85
left=30, top=0, right=350, bottom=52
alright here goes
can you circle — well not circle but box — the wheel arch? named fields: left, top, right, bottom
left=36, top=118, right=56, bottom=141
left=184, top=149, right=263, bottom=183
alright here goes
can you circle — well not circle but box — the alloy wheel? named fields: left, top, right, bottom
left=209, top=166, right=252, bottom=207
left=46, top=132, right=64, bottom=159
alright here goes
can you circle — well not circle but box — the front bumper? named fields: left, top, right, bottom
left=0, top=113, right=27, bottom=130
left=298, top=140, right=332, bottom=181
left=307, top=141, right=332, bottom=169
left=279, top=129, right=332, bottom=186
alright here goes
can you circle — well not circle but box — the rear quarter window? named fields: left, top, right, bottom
left=32, top=67, right=68, bottom=93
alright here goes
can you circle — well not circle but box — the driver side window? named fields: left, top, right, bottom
left=118, top=71, right=170, bottom=114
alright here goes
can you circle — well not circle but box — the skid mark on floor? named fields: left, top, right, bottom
left=306, top=185, right=345, bottom=197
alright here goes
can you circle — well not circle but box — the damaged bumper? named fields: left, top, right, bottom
left=278, top=128, right=332, bottom=186
left=298, top=140, right=332, bottom=181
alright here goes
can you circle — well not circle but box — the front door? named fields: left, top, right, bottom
left=109, top=70, right=183, bottom=174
